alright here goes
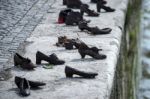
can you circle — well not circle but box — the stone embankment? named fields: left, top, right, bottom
left=0, top=0, right=128, bottom=99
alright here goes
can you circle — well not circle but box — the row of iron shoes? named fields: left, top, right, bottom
left=13, top=0, right=115, bottom=97
left=58, top=0, right=115, bottom=34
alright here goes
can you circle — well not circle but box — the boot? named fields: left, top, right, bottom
left=78, top=21, right=112, bottom=34
left=58, top=9, right=72, bottom=24
left=66, top=0, right=82, bottom=9
left=14, top=53, right=36, bottom=70
left=15, top=76, right=46, bottom=88
left=65, top=66, right=98, bottom=78
left=80, top=4, right=99, bottom=17
left=15, top=77, right=30, bottom=96
left=78, top=44, right=106, bottom=59
left=97, top=0, right=115, bottom=12
left=36, top=51, right=65, bottom=65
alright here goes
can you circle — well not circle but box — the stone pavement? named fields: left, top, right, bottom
left=0, top=0, right=128, bottom=99
left=0, top=0, right=56, bottom=80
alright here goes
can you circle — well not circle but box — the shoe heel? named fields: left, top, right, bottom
left=36, top=60, right=41, bottom=65
left=14, top=60, right=19, bottom=66
left=36, top=57, right=41, bottom=64
left=80, top=11, right=84, bottom=16
left=79, top=52, right=85, bottom=59
left=80, top=28, right=84, bottom=31
left=65, top=73, right=73, bottom=78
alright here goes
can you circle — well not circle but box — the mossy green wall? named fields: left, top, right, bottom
left=111, top=0, right=142, bottom=99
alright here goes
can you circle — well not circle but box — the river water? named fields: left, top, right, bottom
left=138, top=0, right=150, bottom=99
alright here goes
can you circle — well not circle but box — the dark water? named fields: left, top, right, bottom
left=138, top=0, right=150, bottom=99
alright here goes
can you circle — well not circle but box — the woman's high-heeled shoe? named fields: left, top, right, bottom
left=36, top=51, right=65, bottom=65
left=78, top=43, right=106, bottom=59
left=14, top=53, right=36, bottom=70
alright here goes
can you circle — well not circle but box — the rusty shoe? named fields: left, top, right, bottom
left=56, top=36, right=68, bottom=47
left=65, top=66, right=98, bottom=78
left=14, top=53, right=36, bottom=70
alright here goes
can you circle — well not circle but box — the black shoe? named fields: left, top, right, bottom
left=36, top=51, right=65, bottom=65
left=15, top=76, right=30, bottom=96
left=15, top=76, right=46, bottom=88
left=91, top=0, right=107, bottom=3
left=65, top=11, right=83, bottom=25
left=66, top=0, right=82, bottom=9
left=49, top=53, right=65, bottom=65
left=65, top=66, right=98, bottom=78
left=29, top=80, right=46, bottom=88
left=78, top=48, right=106, bottom=59
left=97, top=0, right=115, bottom=12
left=80, top=4, right=99, bottom=17
left=58, top=9, right=72, bottom=24
left=78, top=21, right=111, bottom=34
left=78, top=20, right=91, bottom=31
left=78, top=44, right=106, bottom=59
left=91, top=0, right=98, bottom=3
left=14, top=53, right=36, bottom=70
left=73, top=41, right=102, bottom=53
